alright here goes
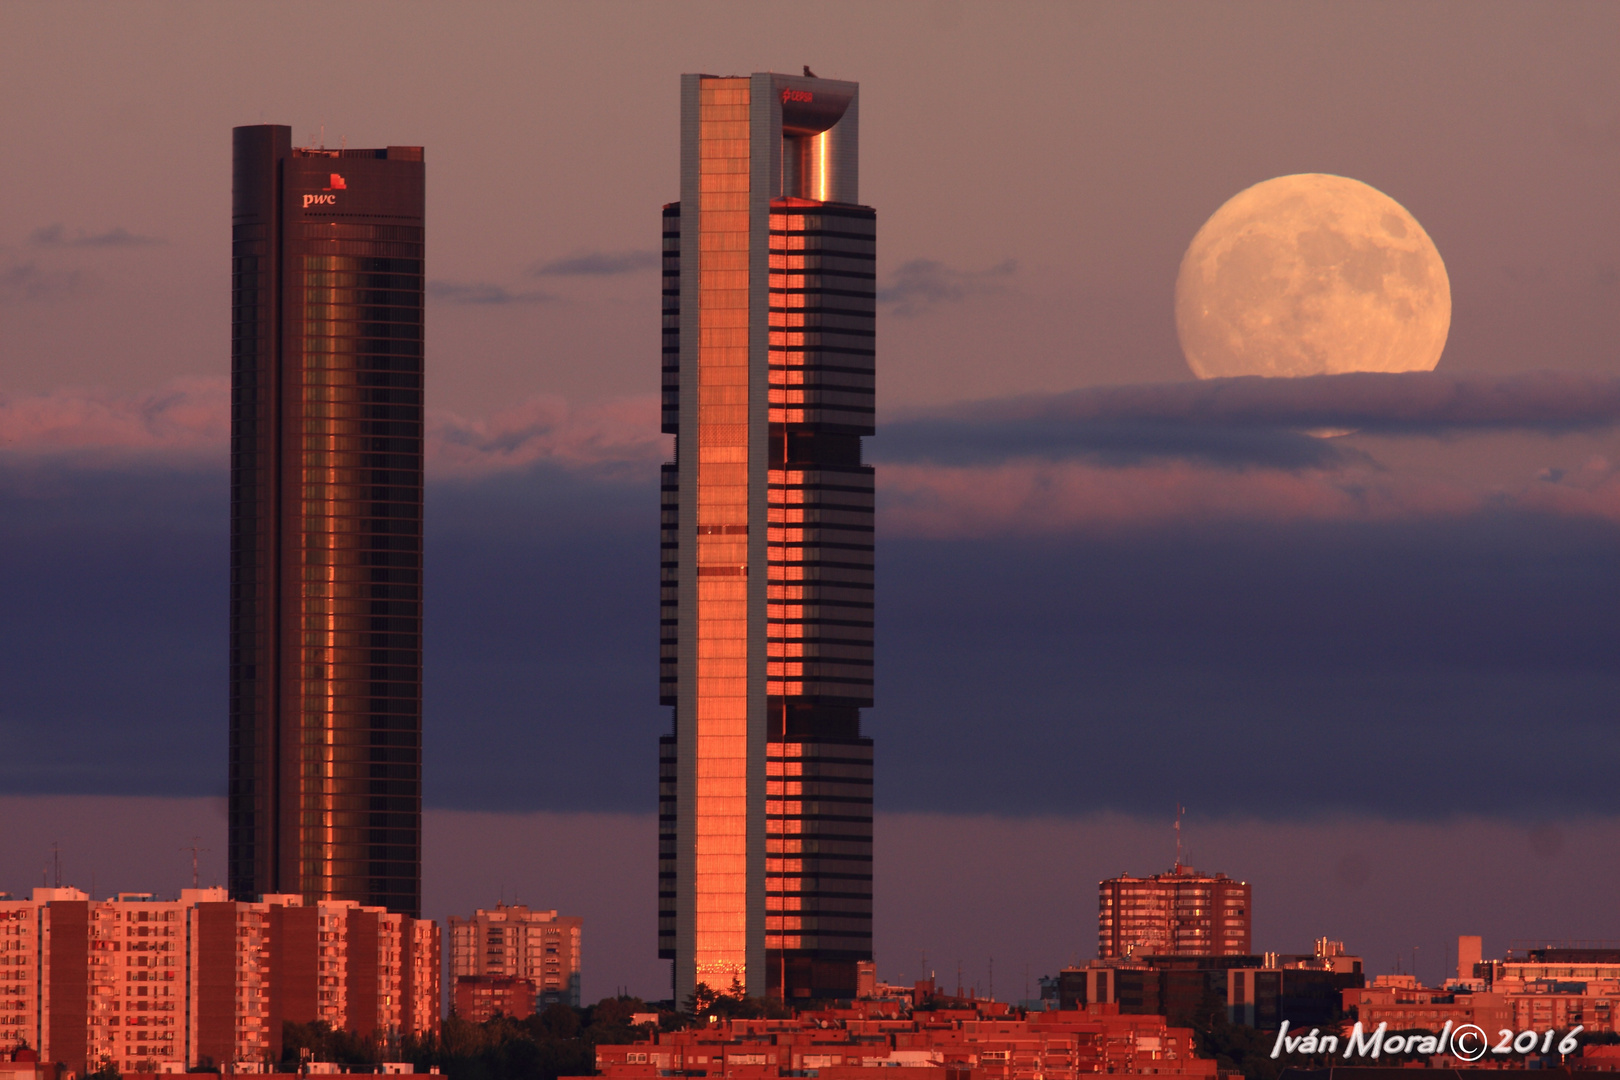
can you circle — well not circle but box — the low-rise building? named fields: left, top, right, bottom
left=1059, top=942, right=1363, bottom=1029
left=1350, top=984, right=1513, bottom=1036
left=1348, top=944, right=1620, bottom=1041
left=583, top=998, right=1216, bottom=1080
left=453, top=976, right=536, bottom=1022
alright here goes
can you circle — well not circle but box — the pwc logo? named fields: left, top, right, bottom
left=782, top=88, right=813, bottom=104
left=303, top=174, right=347, bottom=208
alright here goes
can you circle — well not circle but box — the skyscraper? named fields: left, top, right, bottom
left=229, top=125, right=425, bottom=917
left=658, top=73, right=876, bottom=1003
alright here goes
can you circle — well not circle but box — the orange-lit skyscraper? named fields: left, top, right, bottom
left=659, top=72, right=875, bottom=1003
left=229, top=126, right=425, bottom=917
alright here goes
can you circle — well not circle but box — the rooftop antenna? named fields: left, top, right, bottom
left=181, top=837, right=209, bottom=889
left=319, top=123, right=326, bottom=149
left=52, top=841, right=61, bottom=888
left=1174, top=805, right=1184, bottom=872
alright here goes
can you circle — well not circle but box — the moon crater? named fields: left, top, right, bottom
left=1175, top=173, right=1451, bottom=379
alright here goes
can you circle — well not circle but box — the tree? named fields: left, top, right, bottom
left=683, top=981, right=720, bottom=1019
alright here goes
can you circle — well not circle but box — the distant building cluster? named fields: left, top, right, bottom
left=1354, top=939, right=1620, bottom=1038
left=448, top=905, right=583, bottom=1019
left=1057, top=938, right=1364, bottom=1029
left=585, top=993, right=1215, bottom=1080
left=0, top=888, right=438, bottom=1075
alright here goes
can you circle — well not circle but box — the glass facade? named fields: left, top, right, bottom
left=661, top=74, right=874, bottom=1003
left=691, top=76, right=754, bottom=990
left=229, top=126, right=425, bottom=918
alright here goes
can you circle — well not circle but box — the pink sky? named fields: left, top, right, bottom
left=4, top=4, right=1619, bottom=416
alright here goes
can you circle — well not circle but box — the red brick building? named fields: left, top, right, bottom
left=585, top=998, right=1215, bottom=1080
left=453, top=975, right=537, bottom=1022
left=1098, top=865, right=1251, bottom=959
left=0, top=888, right=438, bottom=1074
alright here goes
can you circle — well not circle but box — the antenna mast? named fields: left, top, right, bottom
left=1174, top=805, right=1184, bottom=871
left=181, top=837, right=209, bottom=889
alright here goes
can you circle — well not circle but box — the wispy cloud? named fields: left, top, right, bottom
left=0, top=378, right=662, bottom=478
left=879, top=458, right=1487, bottom=537
left=30, top=224, right=163, bottom=248
left=430, top=395, right=664, bottom=478
left=530, top=250, right=660, bottom=277
left=427, top=281, right=554, bottom=306
left=877, top=418, right=1353, bottom=472
left=878, top=257, right=1016, bottom=316
left=14, top=371, right=1620, bottom=532
left=0, top=260, right=85, bottom=303
left=0, top=377, right=228, bottom=462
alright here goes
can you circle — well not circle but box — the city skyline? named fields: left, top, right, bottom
left=4, top=3, right=1620, bottom=1003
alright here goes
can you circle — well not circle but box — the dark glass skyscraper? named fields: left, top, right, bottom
left=659, top=73, right=875, bottom=1002
left=230, top=125, right=425, bottom=917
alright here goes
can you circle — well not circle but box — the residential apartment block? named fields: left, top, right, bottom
left=1098, top=865, right=1251, bottom=960
left=0, top=888, right=438, bottom=1075
left=448, top=905, right=581, bottom=1014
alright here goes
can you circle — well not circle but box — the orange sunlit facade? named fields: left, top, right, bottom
left=660, top=72, right=874, bottom=1005
left=1098, top=866, right=1252, bottom=960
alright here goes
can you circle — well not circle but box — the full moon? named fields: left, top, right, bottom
left=1174, top=173, right=1450, bottom=379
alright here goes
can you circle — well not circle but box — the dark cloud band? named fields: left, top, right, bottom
left=875, top=371, right=1620, bottom=467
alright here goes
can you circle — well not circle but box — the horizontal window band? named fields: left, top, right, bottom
left=767, top=291, right=877, bottom=303
left=766, top=267, right=877, bottom=281
left=767, top=346, right=877, bottom=359
left=765, top=871, right=876, bottom=882
left=767, top=237, right=876, bottom=252
left=766, top=821, right=875, bottom=832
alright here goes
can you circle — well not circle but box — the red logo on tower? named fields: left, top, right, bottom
left=782, top=88, right=813, bottom=104
left=325, top=174, right=347, bottom=191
